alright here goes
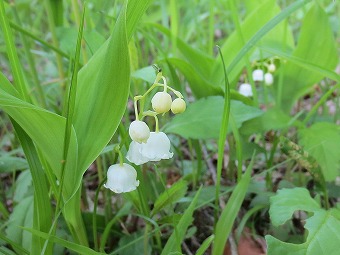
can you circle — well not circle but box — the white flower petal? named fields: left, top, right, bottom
left=252, top=69, right=264, bottom=81
left=129, top=120, right=150, bottom=143
left=268, top=63, right=276, bottom=73
left=140, top=132, right=173, bottom=161
left=171, top=98, right=186, bottom=114
left=264, top=73, right=273, bottom=86
left=104, top=163, right=139, bottom=193
left=126, top=141, right=149, bottom=165
left=151, top=92, right=172, bottom=114
left=238, top=83, right=253, bottom=97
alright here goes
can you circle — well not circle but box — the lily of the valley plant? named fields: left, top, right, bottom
left=105, top=67, right=186, bottom=193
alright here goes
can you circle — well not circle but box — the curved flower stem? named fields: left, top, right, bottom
left=114, top=145, right=124, bottom=166
left=161, top=76, right=168, bottom=92
left=142, top=111, right=159, bottom=132
left=134, top=95, right=143, bottom=120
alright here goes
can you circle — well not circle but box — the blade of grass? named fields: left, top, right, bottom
left=56, top=5, right=87, bottom=246
left=9, top=21, right=69, bottom=58
left=260, top=46, right=340, bottom=83
left=230, top=114, right=242, bottom=182
left=0, top=232, right=29, bottom=255
left=0, top=0, right=29, bottom=101
left=23, top=228, right=104, bottom=255
left=1, top=2, right=52, bottom=253
left=212, top=155, right=254, bottom=255
left=13, top=121, right=53, bottom=254
left=229, top=0, right=258, bottom=106
left=214, top=46, right=231, bottom=225
left=10, top=7, right=47, bottom=108
left=227, top=0, right=311, bottom=74
left=43, top=0, right=66, bottom=90
left=303, top=84, right=340, bottom=125
left=161, top=187, right=202, bottom=255
left=196, top=235, right=215, bottom=255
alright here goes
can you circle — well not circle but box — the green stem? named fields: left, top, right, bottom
left=214, top=46, right=231, bottom=227
left=303, top=84, right=340, bottom=125
left=44, top=0, right=66, bottom=90
left=11, top=7, right=47, bottom=108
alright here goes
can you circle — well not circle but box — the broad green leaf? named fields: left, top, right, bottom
left=269, top=188, right=320, bottom=226
left=299, top=122, right=340, bottom=181
left=149, top=23, right=215, bottom=79
left=212, top=159, right=253, bottom=255
left=266, top=211, right=340, bottom=255
left=0, top=0, right=153, bottom=200
left=6, top=196, right=34, bottom=252
left=196, top=235, right=214, bottom=255
left=164, top=97, right=263, bottom=139
left=0, top=87, right=78, bottom=197
left=279, top=3, right=338, bottom=109
left=152, top=180, right=188, bottom=216
left=0, top=155, right=28, bottom=173
left=166, top=58, right=223, bottom=98
left=23, top=228, right=104, bottom=255
left=266, top=188, right=340, bottom=255
left=161, top=187, right=202, bottom=255
left=132, top=66, right=156, bottom=84
left=72, top=0, right=153, bottom=179
left=211, top=0, right=294, bottom=87
left=13, top=170, right=32, bottom=202
left=240, top=108, right=297, bottom=135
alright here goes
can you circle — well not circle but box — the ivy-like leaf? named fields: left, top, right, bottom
left=266, top=188, right=340, bottom=255
left=164, top=96, right=263, bottom=139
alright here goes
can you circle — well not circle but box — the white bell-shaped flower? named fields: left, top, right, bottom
left=129, top=120, right=150, bottom=143
left=126, top=141, right=149, bottom=165
left=252, top=69, right=264, bottom=81
left=104, top=163, right=139, bottom=193
left=238, top=83, right=253, bottom=97
left=268, top=63, right=276, bottom=73
left=151, top=92, right=172, bottom=114
left=126, top=132, right=173, bottom=165
left=264, top=73, right=274, bottom=86
left=140, top=132, right=173, bottom=161
left=171, top=98, right=186, bottom=114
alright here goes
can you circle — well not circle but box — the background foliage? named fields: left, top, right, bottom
left=0, top=0, right=339, bottom=254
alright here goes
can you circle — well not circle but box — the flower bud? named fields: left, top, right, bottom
left=238, top=83, right=253, bottom=97
left=252, top=69, right=264, bottom=81
left=268, top=63, right=276, bottom=73
left=264, top=73, right=274, bottom=86
left=171, top=98, right=186, bottom=114
left=104, top=163, right=139, bottom=193
left=129, top=120, right=150, bottom=143
left=151, top=92, right=172, bottom=114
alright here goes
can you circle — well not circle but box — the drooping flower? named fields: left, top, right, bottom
left=129, top=120, right=150, bottom=143
left=268, top=63, right=276, bottom=73
left=238, top=83, right=253, bottom=97
left=126, top=132, right=173, bottom=165
left=252, top=69, right=264, bottom=81
left=104, top=163, right=139, bottom=193
left=264, top=73, right=274, bottom=86
left=126, top=141, right=149, bottom=165
left=171, top=98, right=186, bottom=114
left=151, top=92, right=172, bottom=113
left=140, top=132, right=173, bottom=161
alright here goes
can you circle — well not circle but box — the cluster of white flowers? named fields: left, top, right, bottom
left=104, top=67, right=186, bottom=194
left=238, top=60, right=277, bottom=97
